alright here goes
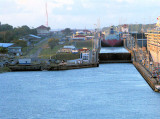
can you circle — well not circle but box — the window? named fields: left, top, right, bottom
left=83, top=56, right=89, bottom=60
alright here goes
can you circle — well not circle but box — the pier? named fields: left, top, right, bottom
left=8, top=63, right=99, bottom=71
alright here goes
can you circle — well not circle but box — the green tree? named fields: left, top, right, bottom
left=14, top=40, right=27, bottom=47
left=0, top=47, right=8, bottom=54
left=48, top=38, right=59, bottom=49
left=0, top=24, right=37, bottom=43
left=0, top=24, right=13, bottom=32
left=63, top=28, right=72, bottom=36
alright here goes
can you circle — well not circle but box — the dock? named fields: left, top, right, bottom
left=133, top=61, right=157, bottom=91
left=8, top=63, right=99, bottom=71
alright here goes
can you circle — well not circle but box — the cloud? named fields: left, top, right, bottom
left=0, top=0, right=159, bottom=29
left=48, top=0, right=74, bottom=9
left=66, top=7, right=73, bottom=11
left=115, top=0, right=134, bottom=3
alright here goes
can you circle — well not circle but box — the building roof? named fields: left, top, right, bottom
left=29, top=34, right=41, bottom=39
left=86, top=36, right=94, bottom=38
left=63, top=45, right=76, bottom=49
left=8, top=44, right=22, bottom=48
left=122, top=24, right=128, bottom=28
left=37, top=25, right=50, bottom=30
left=0, top=43, right=14, bottom=48
left=74, top=35, right=85, bottom=37
left=79, top=48, right=90, bottom=52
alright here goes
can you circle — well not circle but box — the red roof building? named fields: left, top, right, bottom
left=72, top=34, right=86, bottom=41
left=36, top=25, right=50, bottom=36
left=74, top=35, right=85, bottom=38
left=79, top=48, right=90, bottom=52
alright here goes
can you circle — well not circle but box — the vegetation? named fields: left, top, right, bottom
left=63, top=28, right=72, bottom=36
left=70, top=40, right=93, bottom=49
left=0, top=24, right=13, bottom=31
left=39, top=45, right=63, bottom=59
left=0, top=47, right=8, bottom=54
left=0, top=67, right=11, bottom=73
left=26, top=38, right=49, bottom=57
left=39, top=40, right=93, bottom=59
left=14, top=40, right=27, bottom=47
left=48, top=38, right=59, bottom=49
left=0, top=24, right=37, bottom=43
left=52, top=53, right=80, bottom=60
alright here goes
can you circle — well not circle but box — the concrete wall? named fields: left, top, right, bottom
left=99, top=53, right=131, bottom=63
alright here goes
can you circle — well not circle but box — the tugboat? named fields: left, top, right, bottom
left=101, top=26, right=123, bottom=47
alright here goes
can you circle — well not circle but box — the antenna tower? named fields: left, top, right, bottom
left=46, top=2, right=48, bottom=27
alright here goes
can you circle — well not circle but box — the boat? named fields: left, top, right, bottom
left=101, top=26, right=123, bottom=47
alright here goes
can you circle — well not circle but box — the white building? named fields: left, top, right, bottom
left=79, top=48, right=92, bottom=63
left=121, top=24, right=129, bottom=33
left=59, top=46, right=76, bottom=53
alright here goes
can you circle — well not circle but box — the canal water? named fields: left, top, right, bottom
left=0, top=63, right=160, bottom=119
left=100, top=47, right=128, bottom=53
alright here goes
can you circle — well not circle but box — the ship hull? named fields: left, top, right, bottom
left=101, top=39, right=123, bottom=47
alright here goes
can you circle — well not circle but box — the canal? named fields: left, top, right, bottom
left=0, top=63, right=160, bottom=119
left=100, top=47, right=128, bottom=53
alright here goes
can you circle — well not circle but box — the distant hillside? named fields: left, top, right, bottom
left=128, top=24, right=156, bottom=33
left=102, top=24, right=156, bottom=33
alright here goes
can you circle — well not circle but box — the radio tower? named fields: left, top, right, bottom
left=46, top=2, right=48, bottom=27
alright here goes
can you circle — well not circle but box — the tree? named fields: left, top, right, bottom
left=63, top=28, right=72, bottom=36
left=0, top=47, right=8, bottom=54
left=48, top=38, right=59, bottom=49
left=14, top=40, right=27, bottom=47
left=0, top=24, right=37, bottom=43
left=0, top=24, right=13, bottom=32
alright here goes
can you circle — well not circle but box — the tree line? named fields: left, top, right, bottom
left=0, top=24, right=37, bottom=43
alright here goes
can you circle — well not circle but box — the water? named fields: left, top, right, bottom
left=0, top=64, right=160, bottom=119
left=100, top=47, right=128, bottom=53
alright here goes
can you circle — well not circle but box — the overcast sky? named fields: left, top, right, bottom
left=0, top=0, right=159, bottom=29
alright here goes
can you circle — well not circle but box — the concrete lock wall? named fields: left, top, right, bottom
left=99, top=53, right=132, bottom=63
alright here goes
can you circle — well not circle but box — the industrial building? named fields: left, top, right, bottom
left=146, top=18, right=160, bottom=64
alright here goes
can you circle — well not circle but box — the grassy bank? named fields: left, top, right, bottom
left=0, top=67, right=11, bottom=73
left=52, top=53, right=80, bottom=60
left=26, top=38, right=49, bottom=57
left=26, top=39, right=93, bottom=59
left=70, top=40, right=93, bottom=49
left=39, top=45, right=64, bottom=59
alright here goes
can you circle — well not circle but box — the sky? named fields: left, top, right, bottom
left=0, top=0, right=159, bottom=29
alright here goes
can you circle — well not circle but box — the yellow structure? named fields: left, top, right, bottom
left=157, top=16, right=160, bottom=27
left=146, top=18, right=160, bottom=64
